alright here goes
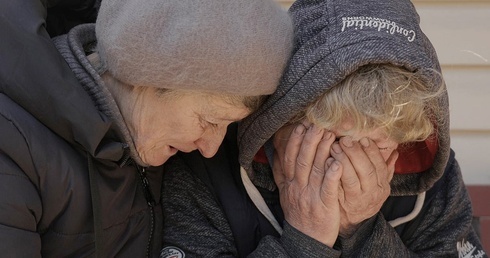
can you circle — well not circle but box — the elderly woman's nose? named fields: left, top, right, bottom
left=196, top=137, right=222, bottom=158
left=195, top=127, right=227, bottom=158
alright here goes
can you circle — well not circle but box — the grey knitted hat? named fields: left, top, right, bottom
left=95, top=0, right=294, bottom=96
left=238, top=0, right=450, bottom=194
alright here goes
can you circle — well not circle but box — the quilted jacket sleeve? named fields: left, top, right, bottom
left=0, top=108, right=43, bottom=257
left=0, top=1, right=99, bottom=255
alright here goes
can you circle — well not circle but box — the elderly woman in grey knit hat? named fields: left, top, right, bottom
left=93, top=0, right=294, bottom=166
left=0, top=0, right=292, bottom=256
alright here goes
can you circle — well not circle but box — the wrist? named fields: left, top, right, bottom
left=339, top=222, right=362, bottom=238
left=287, top=220, right=338, bottom=247
left=281, top=221, right=341, bottom=257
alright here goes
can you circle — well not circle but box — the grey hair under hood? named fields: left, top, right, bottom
left=238, top=0, right=451, bottom=195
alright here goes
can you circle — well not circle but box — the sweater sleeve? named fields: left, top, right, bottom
left=161, top=157, right=341, bottom=258
left=337, top=154, right=487, bottom=257
left=249, top=223, right=340, bottom=258
left=161, top=157, right=238, bottom=257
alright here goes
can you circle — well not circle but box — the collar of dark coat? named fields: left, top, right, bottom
left=48, top=24, right=130, bottom=163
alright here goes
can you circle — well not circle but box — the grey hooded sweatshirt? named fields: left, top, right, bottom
left=161, top=0, right=487, bottom=257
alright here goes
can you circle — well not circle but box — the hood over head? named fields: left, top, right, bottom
left=238, top=0, right=450, bottom=195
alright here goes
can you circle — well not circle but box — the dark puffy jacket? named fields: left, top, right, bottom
left=0, top=1, right=163, bottom=257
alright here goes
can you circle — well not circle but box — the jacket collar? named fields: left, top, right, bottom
left=51, top=24, right=138, bottom=164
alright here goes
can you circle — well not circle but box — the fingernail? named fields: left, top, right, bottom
left=309, top=124, right=322, bottom=134
left=332, top=143, right=342, bottom=154
left=294, top=124, right=305, bottom=134
left=342, top=136, right=353, bottom=147
left=360, top=137, right=370, bottom=147
left=302, top=120, right=312, bottom=128
left=331, top=161, right=339, bottom=171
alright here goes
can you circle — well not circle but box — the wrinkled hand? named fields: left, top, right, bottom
left=273, top=124, right=342, bottom=247
left=330, top=137, right=399, bottom=237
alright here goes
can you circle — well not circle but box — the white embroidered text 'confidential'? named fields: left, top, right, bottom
left=341, top=16, right=416, bottom=42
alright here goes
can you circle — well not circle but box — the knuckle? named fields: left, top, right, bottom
left=311, top=164, right=324, bottom=175
left=283, top=156, right=295, bottom=166
left=366, top=167, right=376, bottom=177
left=295, top=157, right=310, bottom=170
left=343, top=177, right=359, bottom=189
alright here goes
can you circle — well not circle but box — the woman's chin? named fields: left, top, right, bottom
left=141, top=146, right=179, bottom=167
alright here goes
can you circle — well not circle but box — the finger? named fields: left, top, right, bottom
left=294, top=125, right=325, bottom=187
left=385, top=149, right=399, bottom=182
left=340, top=137, right=378, bottom=191
left=309, top=131, right=335, bottom=190
left=358, top=137, right=391, bottom=186
left=320, top=159, right=342, bottom=207
left=275, top=124, right=306, bottom=181
left=330, top=157, right=347, bottom=207
left=273, top=123, right=298, bottom=162
left=272, top=149, right=287, bottom=189
left=325, top=157, right=335, bottom=170
left=331, top=141, right=361, bottom=194
left=273, top=124, right=296, bottom=152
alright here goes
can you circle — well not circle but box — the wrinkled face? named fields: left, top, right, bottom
left=327, top=119, right=399, bottom=162
left=130, top=90, right=250, bottom=166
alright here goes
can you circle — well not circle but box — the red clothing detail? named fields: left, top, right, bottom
left=395, top=137, right=438, bottom=174
left=253, top=147, right=269, bottom=164
left=253, top=136, right=438, bottom=174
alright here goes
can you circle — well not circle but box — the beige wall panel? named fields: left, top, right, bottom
left=451, top=133, right=490, bottom=184
left=416, top=3, right=490, bottom=66
left=443, top=67, right=490, bottom=130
